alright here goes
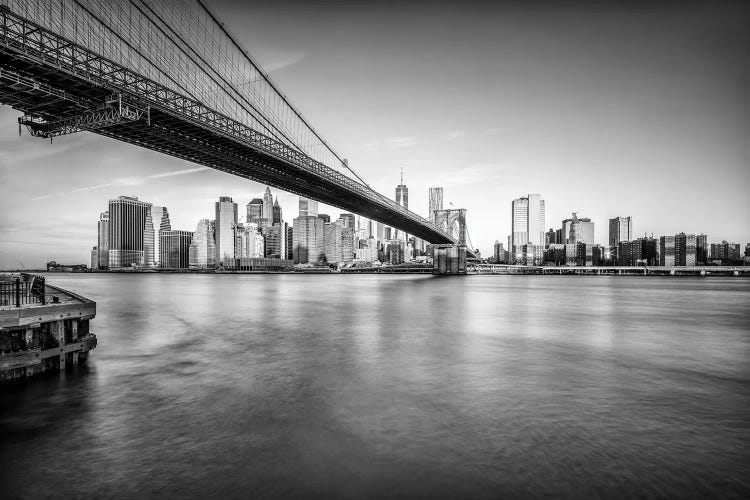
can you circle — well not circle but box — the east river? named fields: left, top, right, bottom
left=2, top=274, right=749, bottom=498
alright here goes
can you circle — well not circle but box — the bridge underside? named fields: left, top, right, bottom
left=0, top=7, right=461, bottom=247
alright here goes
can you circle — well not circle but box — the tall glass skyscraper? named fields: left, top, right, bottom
left=262, top=186, right=273, bottom=225
left=159, top=230, right=194, bottom=269
left=246, top=198, right=264, bottom=224
left=609, top=217, right=633, bottom=249
left=511, top=194, right=545, bottom=262
left=215, top=196, right=238, bottom=266
left=395, top=171, right=408, bottom=240
left=108, top=196, right=152, bottom=269
left=96, top=211, right=109, bottom=269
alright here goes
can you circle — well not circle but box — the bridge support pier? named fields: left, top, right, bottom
left=432, top=245, right=467, bottom=275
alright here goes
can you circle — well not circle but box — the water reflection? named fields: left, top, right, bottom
left=1, top=274, right=749, bottom=498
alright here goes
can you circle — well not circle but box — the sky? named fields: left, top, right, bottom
left=1, top=0, right=748, bottom=268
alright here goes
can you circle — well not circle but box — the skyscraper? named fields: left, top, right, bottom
left=323, top=221, right=343, bottom=264
left=108, top=196, right=152, bottom=268
left=299, top=197, right=318, bottom=217
left=246, top=198, right=264, bottom=225
left=151, top=206, right=171, bottom=267
left=567, top=213, right=594, bottom=245
left=659, top=235, right=676, bottom=266
left=272, top=198, right=283, bottom=225
left=96, top=211, right=109, bottom=269
left=160, top=230, right=193, bottom=269
left=262, top=186, right=273, bottom=225
left=189, top=219, right=216, bottom=269
left=696, top=234, right=708, bottom=264
left=215, top=196, right=238, bottom=266
left=609, top=217, right=633, bottom=249
left=395, top=170, right=408, bottom=240
left=511, top=194, right=545, bottom=262
left=143, top=209, right=155, bottom=268
left=428, top=187, right=443, bottom=222
left=293, top=214, right=324, bottom=264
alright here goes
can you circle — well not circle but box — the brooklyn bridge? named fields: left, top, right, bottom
left=0, top=0, right=473, bottom=272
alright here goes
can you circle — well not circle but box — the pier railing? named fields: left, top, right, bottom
left=0, top=274, right=46, bottom=307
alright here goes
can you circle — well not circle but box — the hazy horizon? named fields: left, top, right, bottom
left=1, top=0, right=748, bottom=268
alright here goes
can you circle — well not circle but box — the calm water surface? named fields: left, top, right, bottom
left=2, top=274, right=749, bottom=498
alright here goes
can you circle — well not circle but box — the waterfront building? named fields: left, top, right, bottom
left=222, top=257, right=293, bottom=271
left=263, top=223, right=287, bottom=259
left=428, top=187, right=443, bottom=223
left=286, top=225, right=294, bottom=260
left=675, top=233, right=697, bottom=266
left=262, top=186, right=273, bottom=225
left=386, top=239, right=405, bottom=264
left=293, top=215, right=324, bottom=264
left=159, top=230, right=193, bottom=269
left=144, top=209, right=155, bottom=268
left=90, top=247, right=98, bottom=270
left=150, top=206, right=171, bottom=267
left=617, top=237, right=658, bottom=266
left=696, top=234, right=709, bottom=264
left=215, top=196, right=238, bottom=266
left=238, top=223, right=264, bottom=258
left=355, top=237, right=378, bottom=263
left=341, top=227, right=356, bottom=262
left=493, top=241, right=507, bottom=263
left=746, top=243, right=750, bottom=257
left=659, top=235, right=676, bottom=266
left=299, top=197, right=318, bottom=217
left=609, top=216, right=633, bottom=260
left=710, top=241, right=742, bottom=265
left=323, top=221, right=343, bottom=263
left=188, top=219, right=216, bottom=269
left=515, top=243, right=543, bottom=266
left=108, top=196, right=152, bottom=269
left=568, top=214, right=594, bottom=245
left=95, top=211, right=109, bottom=269
left=246, top=198, right=264, bottom=225
left=511, top=194, right=545, bottom=263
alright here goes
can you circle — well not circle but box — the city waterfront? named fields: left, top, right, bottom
left=2, top=274, right=748, bottom=498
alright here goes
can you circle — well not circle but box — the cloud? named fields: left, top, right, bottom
left=385, top=137, right=418, bottom=149
left=432, top=163, right=511, bottom=187
left=445, top=130, right=465, bottom=141
left=264, top=52, right=307, bottom=73
left=31, top=166, right=210, bottom=200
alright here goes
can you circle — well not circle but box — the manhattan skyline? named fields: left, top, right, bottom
left=1, top=0, right=748, bottom=268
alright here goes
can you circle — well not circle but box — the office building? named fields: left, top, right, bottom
left=355, top=237, right=378, bottom=263
left=318, top=213, right=331, bottom=224
left=617, top=237, right=658, bottom=266
left=675, top=233, right=697, bottom=266
left=215, top=196, right=238, bottom=265
left=493, top=241, right=507, bottom=263
left=511, top=194, right=545, bottom=263
left=395, top=171, right=408, bottom=240
left=159, top=230, right=193, bottom=269
left=108, top=196, right=152, bottom=268
left=609, top=217, right=633, bottom=259
left=299, top=197, right=318, bottom=217
left=144, top=209, right=155, bottom=268
left=151, top=206, right=171, bottom=267
left=189, top=219, right=216, bottom=269
left=286, top=225, right=294, bottom=260
left=95, top=211, right=109, bottom=269
left=293, top=215, right=324, bottom=264
left=246, top=198, right=264, bottom=225
left=386, top=239, right=405, bottom=264
left=341, top=226, right=356, bottom=262
left=323, top=221, right=343, bottom=263
left=263, top=223, right=287, bottom=259
left=428, top=187, right=443, bottom=222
